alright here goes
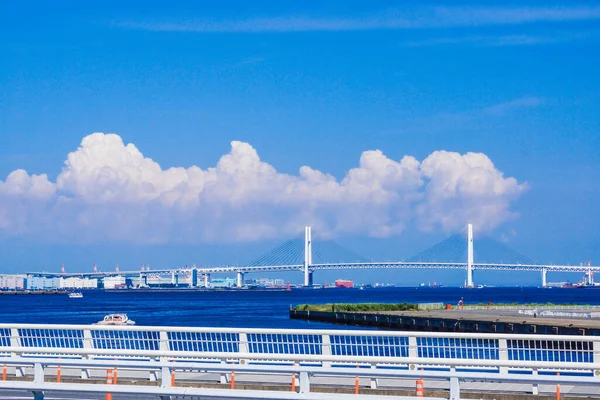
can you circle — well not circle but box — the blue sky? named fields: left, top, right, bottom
left=1, top=1, right=599, bottom=286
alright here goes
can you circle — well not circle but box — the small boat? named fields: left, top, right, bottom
left=68, top=292, right=83, bottom=298
left=95, top=314, right=136, bottom=325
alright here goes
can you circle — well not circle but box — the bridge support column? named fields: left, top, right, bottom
left=542, top=268, right=547, bottom=288
left=466, top=223, right=474, bottom=288
left=204, top=274, right=210, bottom=288
left=171, top=271, right=176, bottom=285
left=237, top=271, right=244, bottom=288
left=191, top=268, right=198, bottom=287
left=304, top=226, right=312, bottom=287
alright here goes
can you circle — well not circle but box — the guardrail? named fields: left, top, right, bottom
left=417, top=302, right=444, bottom=310
left=461, top=304, right=600, bottom=310
left=1, top=323, right=599, bottom=399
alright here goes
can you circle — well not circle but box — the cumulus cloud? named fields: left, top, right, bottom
left=0, top=133, right=527, bottom=243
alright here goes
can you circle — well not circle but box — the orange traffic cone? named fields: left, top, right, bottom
left=416, top=378, right=424, bottom=397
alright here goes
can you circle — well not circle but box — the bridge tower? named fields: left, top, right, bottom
left=304, top=226, right=313, bottom=287
left=466, top=223, right=474, bottom=288
left=542, top=267, right=547, bottom=288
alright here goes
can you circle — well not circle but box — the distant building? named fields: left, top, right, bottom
left=252, top=277, right=286, bottom=288
left=59, top=277, right=98, bottom=289
left=210, top=278, right=236, bottom=288
left=103, top=276, right=127, bottom=289
left=27, top=276, right=60, bottom=290
left=146, top=274, right=174, bottom=287
left=0, top=274, right=27, bottom=290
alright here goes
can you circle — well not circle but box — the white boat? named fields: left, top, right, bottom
left=68, top=292, right=83, bottom=298
left=95, top=314, right=136, bottom=325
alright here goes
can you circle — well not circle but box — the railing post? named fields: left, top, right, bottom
left=593, top=340, right=600, bottom=378
left=81, top=328, right=93, bottom=379
left=498, top=338, right=509, bottom=374
left=160, top=366, right=171, bottom=388
left=152, top=331, right=169, bottom=382
left=33, top=362, right=44, bottom=384
left=299, top=371, right=310, bottom=393
left=219, top=359, right=229, bottom=384
left=449, top=376, right=460, bottom=400
left=532, top=368, right=539, bottom=395
left=370, top=362, right=379, bottom=389
left=239, top=332, right=249, bottom=364
left=322, top=334, right=332, bottom=368
left=10, top=328, right=23, bottom=377
left=408, top=336, right=418, bottom=370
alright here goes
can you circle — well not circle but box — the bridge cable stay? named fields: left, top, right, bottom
left=261, top=239, right=303, bottom=265
left=472, top=237, right=536, bottom=265
left=248, top=237, right=305, bottom=267
left=407, top=229, right=468, bottom=263
left=246, top=231, right=371, bottom=267
left=311, top=240, right=369, bottom=264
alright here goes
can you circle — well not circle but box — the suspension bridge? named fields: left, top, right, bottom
left=27, top=224, right=600, bottom=288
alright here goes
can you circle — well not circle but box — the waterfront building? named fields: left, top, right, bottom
left=103, top=275, right=127, bottom=289
left=146, top=274, right=175, bottom=287
left=58, top=277, right=98, bottom=289
left=26, top=276, right=60, bottom=290
left=244, top=277, right=286, bottom=288
left=0, top=274, right=27, bottom=290
left=210, top=277, right=236, bottom=288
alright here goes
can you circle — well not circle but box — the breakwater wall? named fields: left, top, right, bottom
left=0, top=290, right=68, bottom=295
left=289, top=309, right=600, bottom=336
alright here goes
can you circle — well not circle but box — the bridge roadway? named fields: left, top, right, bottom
left=27, top=262, right=600, bottom=277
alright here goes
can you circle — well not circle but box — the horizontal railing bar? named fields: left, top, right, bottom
left=2, top=323, right=599, bottom=341
left=1, top=350, right=597, bottom=370
left=0, top=357, right=598, bottom=384
left=0, top=381, right=406, bottom=400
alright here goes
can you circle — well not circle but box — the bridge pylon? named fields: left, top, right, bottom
left=304, top=226, right=312, bottom=286
left=542, top=267, right=547, bottom=288
left=467, top=223, right=474, bottom=288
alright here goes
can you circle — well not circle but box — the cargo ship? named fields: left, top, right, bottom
left=335, top=279, right=354, bottom=289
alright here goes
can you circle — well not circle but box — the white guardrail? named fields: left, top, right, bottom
left=0, top=324, right=599, bottom=399
left=461, top=304, right=600, bottom=311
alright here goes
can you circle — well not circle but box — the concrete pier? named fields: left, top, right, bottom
left=289, top=308, right=600, bottom=335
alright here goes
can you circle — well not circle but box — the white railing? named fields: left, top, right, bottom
left=461, top=304, right=600, bottom=311
left=417, top=302, right=444, bottom=310
left=1, top=323, right=599, bottom=399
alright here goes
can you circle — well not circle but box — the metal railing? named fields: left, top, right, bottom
left=1, top=323, right=599, bottom=399
left=461, top=304, right=600, bottom=311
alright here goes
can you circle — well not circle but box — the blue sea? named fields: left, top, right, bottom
left=1, top=287, right=599, bottom=329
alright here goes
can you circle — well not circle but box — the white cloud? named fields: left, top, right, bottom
left=0, top=133, right=527, bottom=243
left=119, top=6, right=600, bottom=33
left=400, top=32, right=600, bottom=47
left=481, top=97, right=546, bottom=115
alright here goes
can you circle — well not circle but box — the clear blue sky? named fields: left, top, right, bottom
left=1, top=1, right=599, bottom=286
